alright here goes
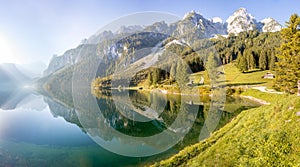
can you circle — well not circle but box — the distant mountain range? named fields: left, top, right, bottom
left=43, top=7, right=282, bottom=77
left=0, top=63, right=30, bottom=86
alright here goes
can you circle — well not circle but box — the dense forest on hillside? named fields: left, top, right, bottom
left=213, top=31, right=281, bottom=71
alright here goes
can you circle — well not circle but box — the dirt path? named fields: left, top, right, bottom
left=240, top=95, right=271, bottom=105
left=252, top=86, right=284, bottom=94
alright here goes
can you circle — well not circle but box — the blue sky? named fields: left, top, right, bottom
left=0, top=0, right=299, bottom=65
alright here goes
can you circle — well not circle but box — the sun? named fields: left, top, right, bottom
left=0, top=34, right=19, bottom=64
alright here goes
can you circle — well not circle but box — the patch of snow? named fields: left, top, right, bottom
left=210, top=34, right=228, bottom=39
left=261, top=17, right=273, bottom=24
left=165, top=39, right=187, bottom=47
left=221, top=34, right=229, bottom=38
left=211, top=17, right=223, bottom=23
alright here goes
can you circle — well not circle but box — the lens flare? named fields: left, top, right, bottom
left=0, top=34, right=19, bottom=64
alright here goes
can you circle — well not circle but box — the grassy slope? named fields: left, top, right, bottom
left=191, top=63, right=274, bottom=88
left=152, top=91, right=300, bottom=166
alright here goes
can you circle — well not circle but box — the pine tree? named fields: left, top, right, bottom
left=274, top=14, right=300, bottom=94
left=206, top=52, right=219, bottom=87
left=259, top=50, right=268, bottom=70
left=245, top=49, right=255, bottom=70
left=152, top=68, right=160, bottom=85
left=147, top=72, right=153, bottom=86
left=236, top=52, right=248, bottom=72
left=169, top=63, right=176, bottom=82
left=176, top=61, right=189, bottom=86
left=269, top=50, right=276, bottom=70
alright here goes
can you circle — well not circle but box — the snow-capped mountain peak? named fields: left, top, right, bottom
left=259, top=17, right=282, bottom=32
left=226, top=7, right=257, bottom=34
left=176, top=8, right=280, bottom=38
left=176, top=10, right=227, bottom=38
left=183, top=10, right=198, bottom=19
left=182, top=10, right=204, bottom=25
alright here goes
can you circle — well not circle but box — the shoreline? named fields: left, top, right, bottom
left=97, top=86, right=272, bottom=104
left=109, top=85, right=211, bottom=96
left=97, top=86, right=273, bottom=106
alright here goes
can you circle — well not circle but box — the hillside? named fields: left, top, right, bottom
left=152, top=91, right=300, bottom=166
left=191, top=63, right=275, bottom=88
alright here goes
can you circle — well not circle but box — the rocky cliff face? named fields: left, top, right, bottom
left=43, top=49, right=77, bottom=76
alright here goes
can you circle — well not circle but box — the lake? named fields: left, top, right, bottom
left=0, top=88, right=260, bottom=166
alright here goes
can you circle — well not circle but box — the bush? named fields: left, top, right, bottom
left=226, top=88, right=236, bottom=95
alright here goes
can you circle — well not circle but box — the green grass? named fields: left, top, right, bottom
left=191, top=63, right=275, bottom=88
left=151, top=92, right=300, bottom=167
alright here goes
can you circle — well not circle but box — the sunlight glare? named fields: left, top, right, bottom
left=0, top=34, right=19, bottom=64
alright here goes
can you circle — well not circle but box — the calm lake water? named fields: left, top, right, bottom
left=0, top=88, right=260, bottom=167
